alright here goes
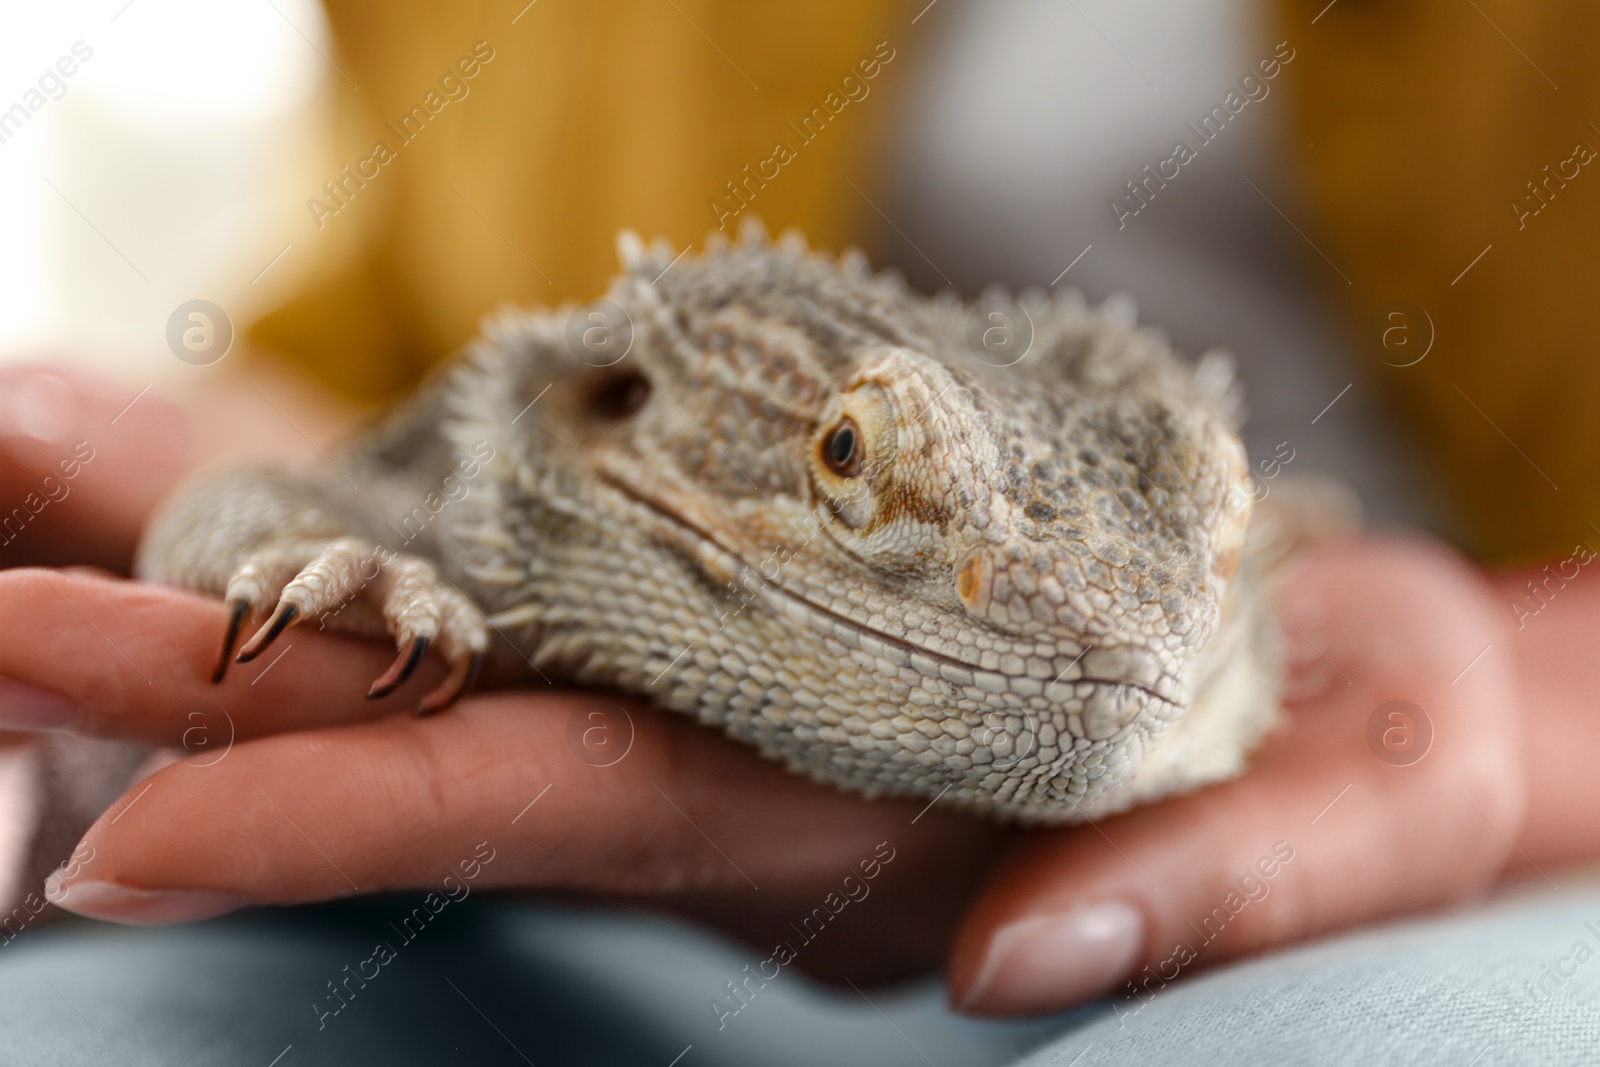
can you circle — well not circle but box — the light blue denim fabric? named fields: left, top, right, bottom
left=1019, top=882, right=1600, bottom=1067
left=0, top=883, right=1592, bottom=1065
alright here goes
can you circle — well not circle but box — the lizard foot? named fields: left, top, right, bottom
left=216, top=537, right=488, bottom=713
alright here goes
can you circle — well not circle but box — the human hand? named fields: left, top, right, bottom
left=0, top=359, right=356, bottom=574
left=0, top=364, right=189, bottom=573
left=0, top=359, right=349, bottom=762
left=945, top=535, right=1525, bottom=1015
left=0, top=568, right=1008, bottom=985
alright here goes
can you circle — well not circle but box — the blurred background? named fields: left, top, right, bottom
left=7, top=0, right=1599, bottom=567
left=1, top=0, right=1441, bottom=535
left=0, top=0, right=326, bottom=369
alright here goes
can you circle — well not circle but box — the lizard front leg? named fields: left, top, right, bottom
left=135, top=466, right=488, bottom=713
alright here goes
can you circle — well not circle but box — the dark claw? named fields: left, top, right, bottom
left=212, top=599, right=250, bottom=684
left=415, top=651, right=484, bottom=717
left=367, top=636, right=429, bottom=700
left=235, top=603, right=297, bottom=663
left=462, top=650, right=485, bottom=694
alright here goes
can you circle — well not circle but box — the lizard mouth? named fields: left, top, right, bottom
left=595, top=470, right=1180, bottom=710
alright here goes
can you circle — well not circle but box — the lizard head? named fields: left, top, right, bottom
left=467, top=225, right=1260, bottom=819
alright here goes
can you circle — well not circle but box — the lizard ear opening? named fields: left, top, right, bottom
left=586, top=370, right=651, bottom=420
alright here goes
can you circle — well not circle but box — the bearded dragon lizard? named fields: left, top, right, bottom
left=137, top=224, right=1327, bottom=823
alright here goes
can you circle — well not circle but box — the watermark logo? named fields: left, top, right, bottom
left=166, top=299, right=233, bottom=366
left=1375, top=303, right=1433, bottom=368
left=965, top=297, right=1034, bottom=368
left=565, top=300, right=634, bottom=367
left=971, top=709, right=1040, bottom=771
left=1366, top=699, right=1432, bottom=766
left=177, top=699, right=235, bottom=768
left=566, top=705, right=635, bottom=767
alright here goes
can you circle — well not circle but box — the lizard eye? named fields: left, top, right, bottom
left=822, top=418, right=862, bottom=477
left=810, top=383, right=892, bottom=529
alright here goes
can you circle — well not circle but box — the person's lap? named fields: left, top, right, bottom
left=0, top=895, right=1058, bottom=1066
left=2, top=879, right=1596, bottom=1066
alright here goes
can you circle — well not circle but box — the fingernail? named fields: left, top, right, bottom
left=0, top=677, right=79, bottom=731
left=959, top=901, right=1144, bottom=1015
left=45, top=877, right=248, bottom=925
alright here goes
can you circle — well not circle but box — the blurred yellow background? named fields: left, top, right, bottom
left=7, top=0, right=1600, bottom=565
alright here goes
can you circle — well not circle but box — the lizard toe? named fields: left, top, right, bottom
left=341, top=553, right=489, bottom=706
left=416, top=650, right=484, bottom=716
left=212, top=598, right=251, bottom=683
left=367, top=636, right=429, bottom=700
left=227, top=537, right=377, bottom=667
left=235, top=602, right=297, bottom=663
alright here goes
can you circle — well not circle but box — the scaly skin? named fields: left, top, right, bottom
left=137, top=223, right=1294, bottom=823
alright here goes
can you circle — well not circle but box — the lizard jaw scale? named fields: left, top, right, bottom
left=596, top=469, right=1183, bottom=716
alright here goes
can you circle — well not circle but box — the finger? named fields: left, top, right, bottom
left=0, top=569, right=447, bottom=743
left=1486, top=562, right=1600, bottom=870
left=47, top=691, right=996, bottom=932
left=947, top=536, right=1523, bottom=1015
left=0, top=365, right=189, bottom=571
